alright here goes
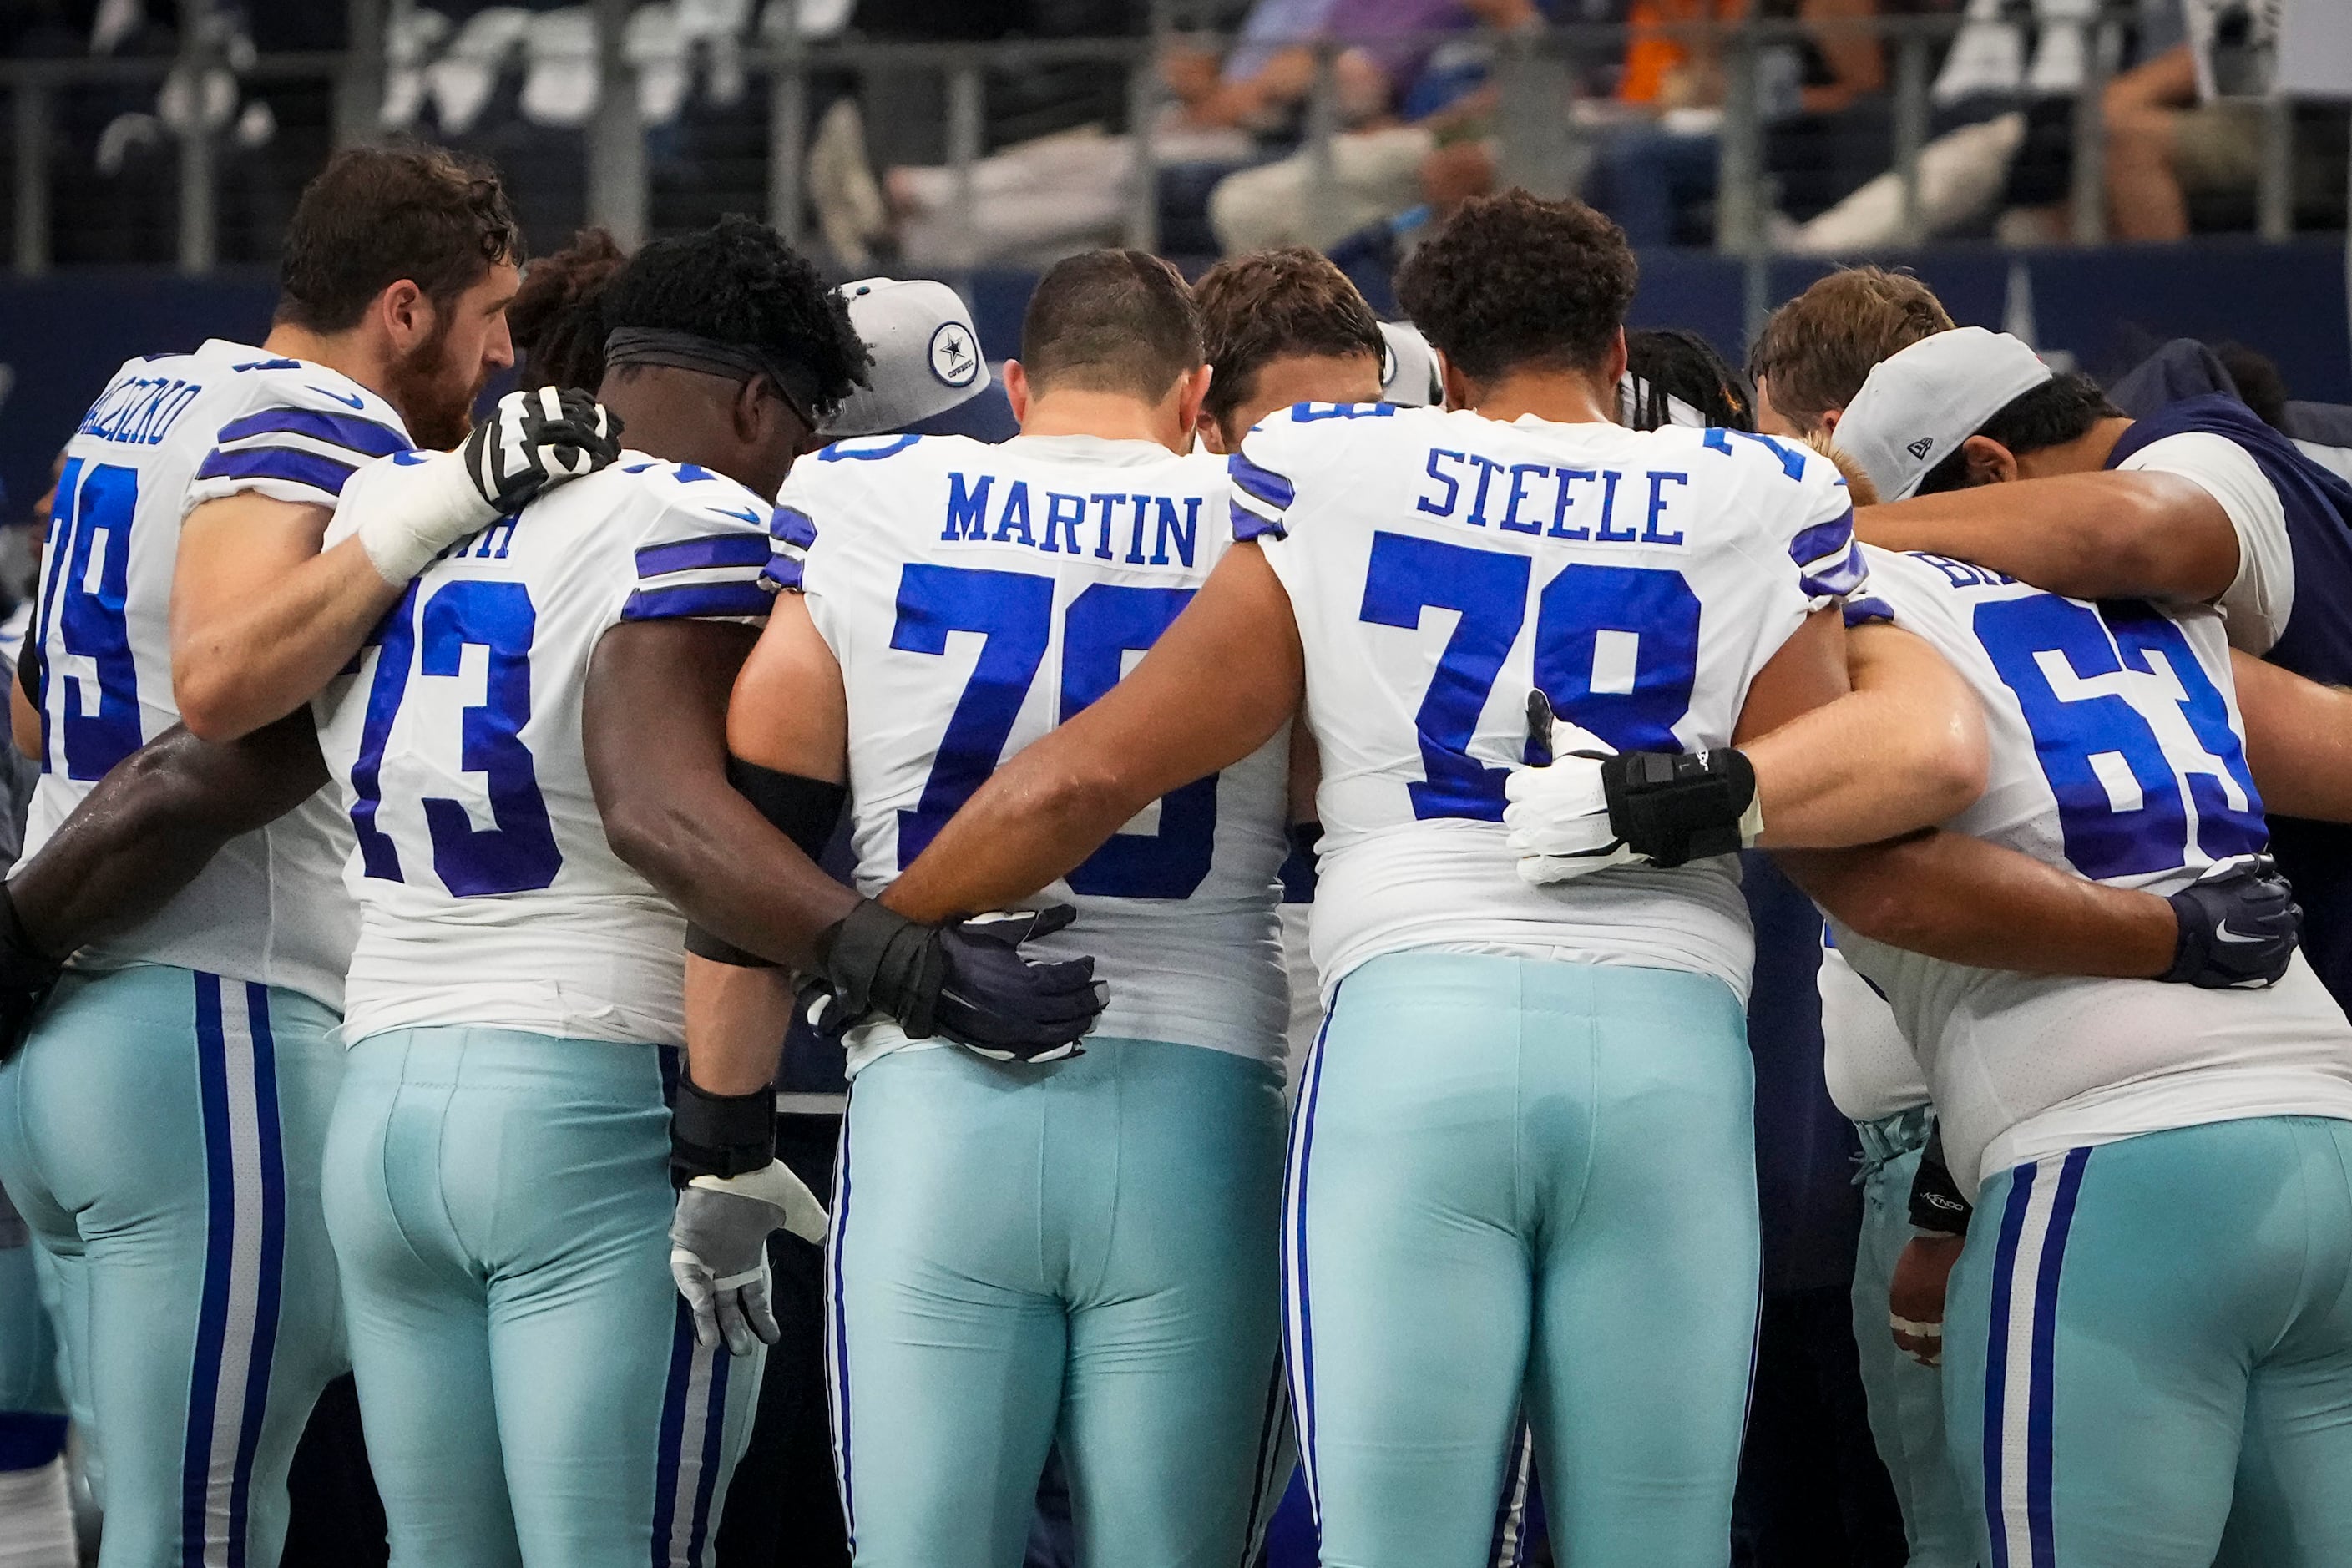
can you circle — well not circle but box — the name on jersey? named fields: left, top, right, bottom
left=1910, top=552, right=2015, bottom=589
left=1414, top=448, right=1689, bottom=547
left=939, top=472, right=1201, bottom=568
left=78, top=375, right=203, bottom=447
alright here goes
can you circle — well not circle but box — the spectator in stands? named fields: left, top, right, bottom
left=811, top=0, right=1340, bottom=266
left=2104, top=1, right=2277, bottom=242
left=1206, top=0, right=1545, bottom=253
left=1747, top=264, right=1955, bottom=438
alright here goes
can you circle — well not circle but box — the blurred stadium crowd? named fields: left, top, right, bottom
left=0, top=0, right=2344, bottom=270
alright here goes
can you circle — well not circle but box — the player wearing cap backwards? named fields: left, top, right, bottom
left=1839, top=326, right=2352, bottom=1015
left=305, top=217, right=1098, bottom=1568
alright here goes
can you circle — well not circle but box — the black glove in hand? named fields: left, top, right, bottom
left=0, top=883, right=63, bottom=1065
left=2162, top=856, right=2299, bottom=989
left=806, top=901, right=1105, bottom=1062
left=463, top=387, right=624, bottom=515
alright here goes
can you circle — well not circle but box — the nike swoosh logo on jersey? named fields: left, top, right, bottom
left=716, top=505, right=766, bottom=529
left=311, top=386, right=367, bottom=409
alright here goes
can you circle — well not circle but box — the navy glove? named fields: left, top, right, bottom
left=0, top=883, right=60, bottom=1065
left=2162, top=856, right=2299, bottom=989
left=803, top=901, right=1105, bottom=1062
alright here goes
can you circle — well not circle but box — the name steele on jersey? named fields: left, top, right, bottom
left=1414, top=443, right=1696, bottom=547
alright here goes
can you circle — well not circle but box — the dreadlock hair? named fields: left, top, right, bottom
left=511, top=228, right=628, bottom=391
left=1623, top=328, right=1753, bottom=432
left=599, top=215, right=870, bottom=420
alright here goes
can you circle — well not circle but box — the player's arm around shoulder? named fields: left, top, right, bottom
left=2231, top=649, right=2352, bottom=822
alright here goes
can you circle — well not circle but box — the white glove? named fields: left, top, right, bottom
left=341, top=387, right=622, bottom=585
left=669, top=1159, right=829, bottom=1357
left=1504, top=751, right=1645, bottom=886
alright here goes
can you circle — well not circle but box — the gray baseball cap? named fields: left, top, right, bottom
left=1835, top=326, right=2056, bottom=499
left=824, top=276, right=991, bottom=438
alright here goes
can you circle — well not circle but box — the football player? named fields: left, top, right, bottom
left=694, top=250, right=1294, bottom=1567
left=305, top=216, right=1096, bottom=1568
left=862, top=193, right=1993, bottom=1565
left=0, top=144, right=611, bottom=1568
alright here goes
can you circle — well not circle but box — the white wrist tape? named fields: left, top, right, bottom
left=341, top=449, right=498, bottom=587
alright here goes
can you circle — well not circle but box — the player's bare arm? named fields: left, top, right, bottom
left=1855, top=471, right=2238, bottom=603
left=881, top=539, right=1305, bottom=924
left=670, top=594, right=853, bottom=1095
left=2231, top=650, right=2352, bottom=822
left=1780, top=833, right=2180, bottom=978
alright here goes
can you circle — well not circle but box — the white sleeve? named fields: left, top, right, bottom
left=2116, top=430, right=2294, bottom=655
left=610, top=469, right=779, bottom=629
left=181, top=373, right=412, bottom=514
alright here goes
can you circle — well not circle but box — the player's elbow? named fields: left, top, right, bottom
left=1909, top=718, right=1988, bottom=827
left=599, top=792, right=701, bottom=892
left=171, top=661, right=253, bottom=746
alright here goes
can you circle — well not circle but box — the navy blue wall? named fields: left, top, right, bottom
left=3, top=238, right=2344, bottom=513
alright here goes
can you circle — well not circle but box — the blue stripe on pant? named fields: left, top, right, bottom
left=0, top=964, right=346, bottom=1568
left=1946, top=1117, right=2352, bottom=1568
left=322, top=1027, right=758, bottom=1568
left=824, top=1036, right=1288, bottom=1568
left=1282, top=952, right=1759, bottom=1568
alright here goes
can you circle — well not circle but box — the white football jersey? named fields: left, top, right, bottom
left=1830, top=545, right=2352, bottom=1191
left=1232, top=403, right=1859, bottom=1004
left=782, top=432, right=1290, bottom=1074
left=28, top=339, right=411, bottom=1008
left=1818, top=930, right=1930, bottom=1125
left=314, top=457, right=777, bottom=1047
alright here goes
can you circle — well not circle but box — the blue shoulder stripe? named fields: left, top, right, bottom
left=1231, top=498, right=1284, bottom=543
left=1788, top=509, right=1856, bottom=569
left=635, top=534, right=773, bottom=579
left=620, top=580, right=776, bottom=622
left=1228, top=452, right=1296, bottom=512
left=763, top=554, right=805, bottom=592
left=215, top=406, right=409, bottom=458
left=1799, top=543, right=1869, bottom=599
left=769, top=505, right=818, bottom=550
left=193, top=445, right=357, bottom=495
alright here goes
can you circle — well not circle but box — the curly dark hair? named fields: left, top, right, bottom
left=277, top=143, right=521, bottom=332
left=1393, top=190, right=1637, bottom=386
left=511, top=229, right=628, bottom=391
left=1194, top=247, right=1384, bottom=428
left=599, top=215, right=870, bottom=419
left=1625, top=327, right=1753, bottom=432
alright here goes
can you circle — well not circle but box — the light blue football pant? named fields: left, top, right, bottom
left=0, top=963, right=346, bottom=1568
left=827, top=1036, right=1291, bottom=1568
left=1851, top=1107, right=1978, bottom=1568
left=0, top=1180, right=67, bottom=1424
left=1287, top=952, right=1760, bottom=1568
left=322, top=1028, right=757, bottom=1568
left=1945, top=1115, right=2352, bottom=1568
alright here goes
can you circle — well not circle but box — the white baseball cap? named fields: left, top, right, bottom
left=1835, top=326, right=2056, bottom=499
left=824, top=277, right=990, bottom=438
left=1379, top=321, right=1444, bottom=407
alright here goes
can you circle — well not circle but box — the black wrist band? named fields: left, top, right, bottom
left=670, top=1073, right=776, bottom=1181
left=1906, top=1125, right=1973, bottom=1236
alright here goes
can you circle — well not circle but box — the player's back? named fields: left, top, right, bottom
left=1231, top=402, right=1859, bottom=1004
left=1833, top=544, right=2352, bottom=1188
left=312, top=456, right=776, bottom=1048
left=29, top=339, right=411, bottom=1008
left=785, top=432, right=1289, bottom=1070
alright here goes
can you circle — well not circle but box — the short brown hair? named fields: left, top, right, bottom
left=1194, top=248, right=1384, bottom=427
left=276, top=144, right=522, bottom=333
left=1748, top=267, right=1955, bottom=432
left=1020, top=250, right=1203, bottom=401
left=1393, top=190, right=1637, bottom=384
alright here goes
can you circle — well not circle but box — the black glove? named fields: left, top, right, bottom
left=2162, top=856, right=2299, bottom=989
left=802, top=901, right=1104, bottom=1062
left=0, top=883, right=63, bottom=1065
left=462, top=387, right=624, bottom=515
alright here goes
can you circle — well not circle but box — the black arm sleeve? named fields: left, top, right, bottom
left=682, top=759, right=849, bottom=968
left=17, top=643, right=38, bottom=713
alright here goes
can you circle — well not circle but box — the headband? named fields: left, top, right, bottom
left=602, top=327, right=822, bottom=427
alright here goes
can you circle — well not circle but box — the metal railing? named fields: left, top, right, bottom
left=0, top=0, right=2327, bottom=276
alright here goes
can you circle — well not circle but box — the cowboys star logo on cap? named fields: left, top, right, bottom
left=929, top=321, right=979, bottom=389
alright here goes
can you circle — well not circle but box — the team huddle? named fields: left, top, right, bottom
left=1, top=138, right=2350, bottom=1568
